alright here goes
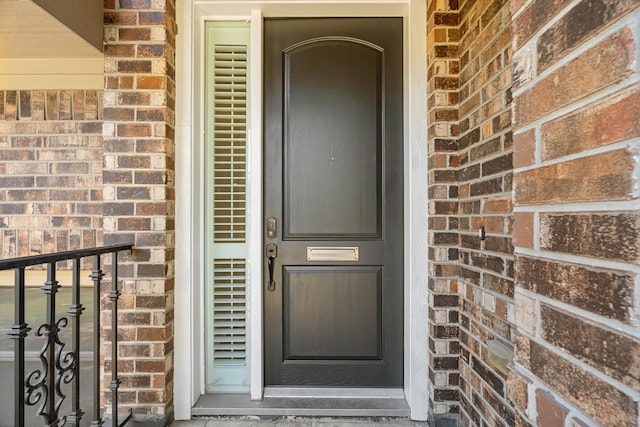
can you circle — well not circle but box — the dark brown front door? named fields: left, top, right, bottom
left=264, top=17, right=403, bottom=387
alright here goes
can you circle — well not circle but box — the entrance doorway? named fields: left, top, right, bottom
left=262, top=18, right=404, bottom=387
left=174, top=2, right=430, bottom=419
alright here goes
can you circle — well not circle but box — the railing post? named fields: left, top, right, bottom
left=108, top=251, right=132, bottom=427
left=109, top=251, right=120, bottom=427
left=43, top=262, right=60, bottom=426
left=8, top=266, right=30, bottom=427
left=67, top=258, right=85, bottom=425
left=89, top=255, right=105, bottom=427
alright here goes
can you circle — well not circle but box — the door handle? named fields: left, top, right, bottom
left=266, top=243, right=278, bottom=292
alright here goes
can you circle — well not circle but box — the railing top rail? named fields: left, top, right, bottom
left=0, top=243, right=134, bottom=271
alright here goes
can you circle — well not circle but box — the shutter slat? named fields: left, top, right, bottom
left=212, top=43, right=248, bottom=243
left=212, top=258, right=246, bottom=365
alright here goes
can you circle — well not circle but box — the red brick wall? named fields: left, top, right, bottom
left=0, top=90, right=104, bottom=268
left=102, top=0, right=177, bottom=422
left=509, top=0, right=640, bottom=425
left=427, top=0, right=516, bottom=423
left=456, top=0, right=515, bottom=425
left=426, top=0, right=462, bottom=420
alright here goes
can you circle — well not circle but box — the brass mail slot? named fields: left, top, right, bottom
left=307, top=247, right=359, bottom=261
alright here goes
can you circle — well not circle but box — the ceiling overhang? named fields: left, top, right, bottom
left=0, top=0, right=104, bottom=90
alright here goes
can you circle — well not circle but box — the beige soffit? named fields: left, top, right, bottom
left=0, top=0, right=103, bottom=90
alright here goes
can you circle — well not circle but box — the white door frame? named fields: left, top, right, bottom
left=174, top=0, right=428, bottom=420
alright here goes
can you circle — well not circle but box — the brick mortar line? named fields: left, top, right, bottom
left=512, top=199, right=640, bottom=213
left=513, top=246, right=640, bottom=274
left=458, top=144, right=513, bottom=165
left=454, top=194, right=513, bottom=203
left=515, top=286, right=640, bottom=339
left=456, top=248, right=514, bottom=264
left=512, top=137, right=640, bottom=173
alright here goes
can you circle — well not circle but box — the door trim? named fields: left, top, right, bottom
left=174, top=0, right=428, bottom=420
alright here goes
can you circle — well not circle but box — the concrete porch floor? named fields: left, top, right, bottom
left=172, top=417, right=427, bottom=426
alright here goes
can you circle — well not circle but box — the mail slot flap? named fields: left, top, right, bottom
left=306, top=247, right=359, bottom=262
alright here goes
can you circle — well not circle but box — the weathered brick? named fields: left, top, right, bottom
left=483, top=274, right=513, bottom=298
left=538, top=0, right=639, bottom=71
left=118, top=155, right=151, bottom=169
left=514, top=292, right=536, bottom=335
left=137, top=76, right=166, bottom=90
left=118, top=60, right=153, bottom=73
left=536, top=389, right=568, bottom=427
left=3, top=91, right=18, bottom=120
left=136, top=295, right=166, bottom=309
left=118, top=218, right=151, bottom=231
left=104, top=11, right=137, bottom=25
left=472, top=354, right=505, bottom=394
left=116, top=187, right=150, bottom=200
left=137, top=109, right=167, bottom=122
left=136, top=202, right=168, bottom=216
left=470, top=176, right=502, bottom=196
left=515, top=255, right=636, bottom=322
left=119, top=374, right=151, bottom=388
left=513, top=0, right=571, bottom=49
left=542, top=86, right=640, bottom=160
left=138, top=390, right=165, bottom=404
left=512, top=129, right=535, bottom=168
left=136, top=232, right=167, bottom=247
left=512, top=212, right=533, bottom=249
left=514, top=149, right=637, bottom=204
left=104, top=171, right=133, bottom=184
left=137, top=327, right=166, bottom=341
left=541, top=304, right=640, bottom=390
left=136, top=139, right=167, bottom=153
left=118, top=124, right=151, bottom=138
left=19, top=91, right=31, bottom=120
left=0, top=149, right=35, bottom=161
left=506, top=369, right=530, bottom=410
left=530, top=341, right=638, bottom=427
left=541, top=212, right=640, bottom=264
left=469, top=137, right=501, bottom=162
left=482, top=153, right=512, bottom=177
left=434, top=356, right=459, bottom=371
left=513, top=29, right=635, bottom=127
left=119, top=28, right=151, bottom=41
left=119, top=0, right=151, bottom=8
left=139, top=11, right=165, bottom=25
left=137, top=45, right=165, bottom=58
left=135, top=360, right=165, bottom=373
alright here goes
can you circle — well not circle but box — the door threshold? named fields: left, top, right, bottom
left=264, top=387, right=406, bottom=399
left=192, top=392, right=410, bottom=417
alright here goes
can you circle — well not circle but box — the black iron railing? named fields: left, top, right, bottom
left=0, top=244, right=134, bottom=427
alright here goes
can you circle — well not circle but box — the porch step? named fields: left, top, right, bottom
left=192, top=393, right=411, bottom=418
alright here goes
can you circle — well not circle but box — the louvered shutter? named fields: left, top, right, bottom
left=213, top=44, right=247, bottom=243
left=204, top=21, right=251, bottom=393
left=213, top=259, right=246, bottom=363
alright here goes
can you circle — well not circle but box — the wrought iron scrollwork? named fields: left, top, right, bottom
left=2, top=243, right=133, bottom=427
left=25, top=316, right=77, bottom=427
